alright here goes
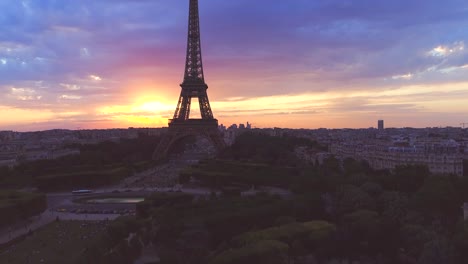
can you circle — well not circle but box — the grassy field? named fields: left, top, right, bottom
left=0, top=220, right=110, bottom=264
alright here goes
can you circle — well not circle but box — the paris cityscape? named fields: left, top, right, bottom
left=1, top=0, right=468, bottom=264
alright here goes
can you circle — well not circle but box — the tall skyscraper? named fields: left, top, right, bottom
left=378, top=120, right=384, bottom=130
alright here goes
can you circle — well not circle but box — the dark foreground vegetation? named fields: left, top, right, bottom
left=0, top=134, right=160, bottom=191
left=61, top=132, right=468, bottom=264
left=0, top=190, right=46, bottom=228
left=0, top=220, right=110, bottom=264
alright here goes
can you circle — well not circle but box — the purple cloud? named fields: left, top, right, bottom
left=1, top=0, right=468, bottom=130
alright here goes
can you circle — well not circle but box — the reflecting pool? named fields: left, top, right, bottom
left=85, top=197, right=145, bottom=204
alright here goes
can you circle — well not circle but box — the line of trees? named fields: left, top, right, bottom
left=0, top=134, right=160, bottom=190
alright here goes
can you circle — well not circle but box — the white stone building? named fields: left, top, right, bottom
left=330, top=140, right=464, bottom=176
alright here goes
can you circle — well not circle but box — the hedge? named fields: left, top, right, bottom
left=209, top=240, right=288, bottom=264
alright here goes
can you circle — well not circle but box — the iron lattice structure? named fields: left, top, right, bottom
left=153, top=0, right=225, bottom=160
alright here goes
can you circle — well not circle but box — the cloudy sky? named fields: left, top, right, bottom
left=1, top=0, right=468, bottom=131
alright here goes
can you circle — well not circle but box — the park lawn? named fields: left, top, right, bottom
left=0, top=220, right=110, bottom=264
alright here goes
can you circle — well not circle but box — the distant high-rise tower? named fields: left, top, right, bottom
left=153, top=0, right=225, bottom=160
left=378, top=120, right=384, bottom=130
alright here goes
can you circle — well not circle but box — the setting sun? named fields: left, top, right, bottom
left=136, top=101, right=174, bottom=114
left=94, top=97, right=176, bottom=128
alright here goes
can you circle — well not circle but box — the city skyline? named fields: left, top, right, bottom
left=1, top=0, right=468, bottom=131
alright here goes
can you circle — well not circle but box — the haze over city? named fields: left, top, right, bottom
left=1, top=0, right=468, bottom=131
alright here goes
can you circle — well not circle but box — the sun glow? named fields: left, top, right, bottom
left=0, top=106, right=54, bottom=126
left=98, top=99, right=173, bottom=114
left=136, top=101, right=174, bottom=113
left=113, top=114, right=168, bottom=127
left=96, top=97, right=175, bottom=127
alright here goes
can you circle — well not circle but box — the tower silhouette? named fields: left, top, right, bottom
left=153, top=0, right=225, bottom=160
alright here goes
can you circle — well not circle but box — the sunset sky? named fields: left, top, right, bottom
left=1, top=0, right=468, bottom=131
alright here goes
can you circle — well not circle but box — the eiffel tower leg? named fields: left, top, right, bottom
left=153, top=125, right=225, bottom=161
left=153, top=133, right=172, bottom=160
left=208, top=130, right=225, bottom=152
left=198, top=93, right=213, bottom=119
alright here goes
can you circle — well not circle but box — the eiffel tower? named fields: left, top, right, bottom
left=153, top=0, right=225, bottom=160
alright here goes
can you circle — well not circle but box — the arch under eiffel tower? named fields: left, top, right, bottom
left=153, top=0, right=225, bottom=160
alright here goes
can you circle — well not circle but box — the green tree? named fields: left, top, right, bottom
left=344, top=210, right=381, bottom=245
left=343, top=158, right=369, bottom=176
left=209, top=240, right=288, bottom=264
left=361, top=182, right=383, bottom=197
left=417, top=237, right=455, bottom=264
left=333, top=185, right=376, bottom=217
left=400, top=224, right=436, bottom=259
left=321, top=156, right=341, bottom=176
left=452, top=219, right=468, bottom=263
left=411, top=175, right=461, bottom=222
left=393, top=165, right=430, bottom=193
left=379, top=191, right=408, bottom=224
